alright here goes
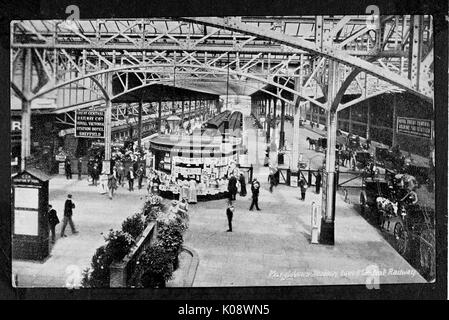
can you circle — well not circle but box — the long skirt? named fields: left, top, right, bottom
left=188, top=188, right=197, bottom=203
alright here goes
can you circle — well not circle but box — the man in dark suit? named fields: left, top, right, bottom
left=249, top=178, right=261, bottom=211
left=65, top=158, right=72, bottom=179
left=227, top=174, right=238, bottom=200
left=47, top=204, right=59, bottom=243
left=61, top=194, right=78, bottom=237
left=226, top=202, right=234, bottom=232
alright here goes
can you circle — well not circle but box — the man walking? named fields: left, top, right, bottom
left=226, top=202, right=234, bottom=232
left=299, top=178, right=308, bottom=201
left=61, top=194, right=78, bottom=237
left=249, top=178, right=261, bottom=211
left=47, top=204, right=59, bottom=243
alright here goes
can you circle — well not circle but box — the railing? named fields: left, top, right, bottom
left=336, top=170, right=365, bottom=188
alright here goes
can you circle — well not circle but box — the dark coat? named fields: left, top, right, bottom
left=65, top=159, right=71, bottom=171
left=226, top=208, right=234, bottom=219
left=64, top=199, right=75, bottom=217
left=127, top=170, right=135, bottom=181
left=251, top=181, right=260, bottom=197
left=48, top=209, right=59, bottom=226
left=299, top=179, right=308, bottom=193
left=228, top=176, right=238, bottom=193
left=239, top=174, right=247, bottom=195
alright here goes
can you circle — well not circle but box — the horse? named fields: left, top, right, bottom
left=306, top=137, right=318, bottom=150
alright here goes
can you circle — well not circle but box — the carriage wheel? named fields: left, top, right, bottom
left=419, top=229, right=436, bottom=280
left=393, top=222, right=409, bottom=256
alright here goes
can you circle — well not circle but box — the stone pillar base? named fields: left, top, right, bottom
left=319, top=218, right=334, bottom=245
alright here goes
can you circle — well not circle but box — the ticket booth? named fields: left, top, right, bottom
left=12, top=169, right=50, bottom=261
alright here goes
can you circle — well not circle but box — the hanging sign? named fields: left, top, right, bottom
left=397, top=117, right=433, bottom=139
left=75, top=110, right=105, bottom=138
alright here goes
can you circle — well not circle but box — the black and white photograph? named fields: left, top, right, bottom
left=1, top=0, right=447, bottom=302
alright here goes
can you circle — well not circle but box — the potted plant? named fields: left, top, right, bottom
left=81, top=245, right=114, bottom=288
left=103, top=229, right=135, bottom=262
left=122, top=213, right=145, bottom=240
left=136, top=244, right=174, bottom=288
left=156, top=221, right=184, bottom=270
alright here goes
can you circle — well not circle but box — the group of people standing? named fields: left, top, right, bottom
left=227, top=172, right=247, bottom=201
left=225, top=174, right=261, bottom=233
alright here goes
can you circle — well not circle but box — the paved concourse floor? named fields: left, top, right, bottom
left=12, top=119, right=426, bottom=287
left=184, top=119, right=426, bottom=286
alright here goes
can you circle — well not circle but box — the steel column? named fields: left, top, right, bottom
left=291, top=56, right=304, bottom=171
left=279, top=99, right=285, bottom=149
left=137, top=99, right=143, bottom=149
left=392, top=94, right=398, bottom=147
left=158, top=99, right=162, bottom=132
left=320, top=59, right=339, bottom=245
left=266, top=99, right=271, bottom=143
left=20, top=48, right=32, bottom=171
left=366, top=99, right=371, bottom=140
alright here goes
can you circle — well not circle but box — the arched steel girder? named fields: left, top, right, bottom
left=181, top=17, right=433, bottom=102
left=56, top=76, right=295, bottom=115
left=30, top=62, right=326, bottom=108
left=114, top=76, right=295, bottom=106
left=331, top=58, right=377, bottom=113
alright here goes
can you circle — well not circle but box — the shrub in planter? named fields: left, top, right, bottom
left=143, top=195, right=165, bottom=221
left=136, top=243, right=174, bottom=288
left=122, top=213, right=145, bottom=240
left=156, top=222, right=184, bottom=270
left=103, top=229, right=135, bottom=262
left=82, top=245, right=114, bottom=288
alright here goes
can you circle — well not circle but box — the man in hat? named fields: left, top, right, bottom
left=226, top=202, right=234, bottom=232
left=61, top=194, right=78, bottom=237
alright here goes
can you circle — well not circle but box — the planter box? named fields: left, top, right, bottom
left=109, top=221, right=157, bottom=287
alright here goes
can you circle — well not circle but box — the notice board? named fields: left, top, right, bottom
left=397, top=117, right=433, bottom=139
left=75, top=110, right=105, bottom=138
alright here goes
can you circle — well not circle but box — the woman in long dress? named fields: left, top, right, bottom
left=181, top=179, right=190, bottom=201
left=188, top=179, right=198, bottom=203
left=108, top=168, right=118, bottom=199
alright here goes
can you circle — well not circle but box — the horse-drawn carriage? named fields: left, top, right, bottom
left=359, top=175, right=435, bottom=280
left=375, top=147, right=405, bottom=171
